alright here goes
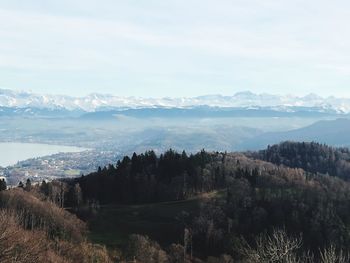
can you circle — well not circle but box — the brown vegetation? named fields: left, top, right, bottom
left=0, top=188, right=112, bottom=263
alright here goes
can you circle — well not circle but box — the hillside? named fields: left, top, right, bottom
left=48, top=146, right=350, bottom=261
left=253, top=141, right=350, bottom=179
left=240, top=118, right=350, bottom=150
left=5, top=144, right=350, bottom=262
left=0, top=188, right=112, bottom=263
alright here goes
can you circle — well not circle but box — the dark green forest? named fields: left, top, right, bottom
left=33, top=142, right=350, bottom=262
left=255, top=141, right=350, bottom=179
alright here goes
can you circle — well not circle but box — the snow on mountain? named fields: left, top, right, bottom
left=0, top=88, right=350, bottom=113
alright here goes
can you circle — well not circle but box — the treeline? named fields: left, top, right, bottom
left=71, top=149, right=220, bottom=204
left=255, top=141, right=350, bottom=179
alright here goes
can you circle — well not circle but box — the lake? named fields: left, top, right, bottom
left=0, top=142, right=87, bottom=167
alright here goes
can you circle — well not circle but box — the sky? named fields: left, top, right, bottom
left=0, top=0, right=350, bottom=97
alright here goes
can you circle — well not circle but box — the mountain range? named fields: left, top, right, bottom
left=1, top=88, right=350, bottom=114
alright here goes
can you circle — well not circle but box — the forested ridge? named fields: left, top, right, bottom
left=51, top=142, right=350, bottom=262
left=255, top=141, right=350, bottom=179
left=3, top=141, right=350, bottom=262
left=76, top=149, right=217, bottom=204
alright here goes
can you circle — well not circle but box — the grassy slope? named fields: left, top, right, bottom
left=88, top=191, right=224, bottom=248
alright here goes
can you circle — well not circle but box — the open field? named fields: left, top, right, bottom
left=88, top=190, right=225, bottom=248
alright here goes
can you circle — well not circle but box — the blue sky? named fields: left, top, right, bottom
left=1, top=0, right=350, bottom=97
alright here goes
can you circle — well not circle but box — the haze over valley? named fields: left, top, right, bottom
left=1, top=89, right=350, bottom=186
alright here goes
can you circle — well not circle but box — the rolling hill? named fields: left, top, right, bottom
left=240, top=118, right=350, bottom=150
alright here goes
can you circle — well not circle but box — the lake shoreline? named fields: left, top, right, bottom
left=0, top=142, right=88, bottom=168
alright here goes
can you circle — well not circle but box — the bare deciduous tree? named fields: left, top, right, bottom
left=320, top=245, right=350, bottom=263
left=240, top=228, right=302, bottom=263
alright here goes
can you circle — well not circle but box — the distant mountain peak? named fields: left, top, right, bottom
left=234, top=91, right=256, bottom=96
left=1, top=89, right=350, bottom=114
left=303, top=93, right=322, bottom=100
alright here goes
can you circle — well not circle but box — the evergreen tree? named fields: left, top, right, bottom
left=25, top=178, right=32, bottom=191
left=72, top=183, right=83, bottom=209
left=40, top=180, right=49, bottom=196
left=0, top=179, right=6, bottom=191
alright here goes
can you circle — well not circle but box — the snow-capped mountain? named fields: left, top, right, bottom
left=1, top=88, right=350, bottom=113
